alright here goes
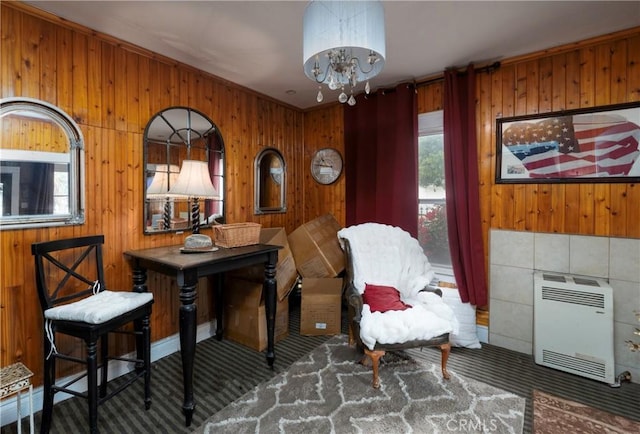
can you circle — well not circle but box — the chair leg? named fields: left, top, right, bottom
left=348, top=325, right=356, bottom=346
left=40, top=342, right=55, bottom=434
left=86, top=340, right=99, bottom=434
left=100, top=335, right=108, bottom=398
left=440, top=342, right=451, bottom=380
left=142, top=314, right=152, bottom=410
left=364, top=349, right=385, bottom=389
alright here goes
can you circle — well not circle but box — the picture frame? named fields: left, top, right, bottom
left=495, top=101, right=640, bottom=184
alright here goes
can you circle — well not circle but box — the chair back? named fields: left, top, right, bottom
left=338, top=223, right=435, bottom=297
left=31, top=235, right=107, bottom=312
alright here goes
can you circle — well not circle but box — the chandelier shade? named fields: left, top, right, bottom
left=303, top=0, right=385, bottom=105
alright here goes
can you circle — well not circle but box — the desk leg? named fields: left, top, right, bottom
left=214, top=274, right=224, bottom=340
left=264, top=252, right=278, bottom=368
left=178, top=270, right=198, bottom=427
left=132, top=266, right=147, bottom=372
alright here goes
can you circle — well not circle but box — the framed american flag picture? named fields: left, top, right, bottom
left=495, top=101, right=640, bottom=183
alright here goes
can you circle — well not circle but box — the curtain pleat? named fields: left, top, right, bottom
left=443, top=65, right=488, bottom=306
left=344, top=84, right=418, bottom=237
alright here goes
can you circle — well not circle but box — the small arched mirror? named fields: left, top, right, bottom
left=0, top=97, right=85, bottom=230
left=143, top=107, right=224, bottom=234
left=254, top=148, right=286, bottom=214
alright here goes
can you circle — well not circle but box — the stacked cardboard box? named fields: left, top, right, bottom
left=288, top=214, right=345, bottom=336
left=223, top=278, right=289, bottom=351
left=227, top=227, right=298, bottom=301
left=224, top=227, right=298, bottom=350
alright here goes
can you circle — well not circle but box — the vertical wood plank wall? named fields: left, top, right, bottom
left=0, top=3, right=343, bottom=382
left=417, top=29, right=640, bottom=267
left=1, top=2, right=638, bottom=387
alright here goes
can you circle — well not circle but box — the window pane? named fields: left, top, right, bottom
left=418, top=122, right=452, bottom=268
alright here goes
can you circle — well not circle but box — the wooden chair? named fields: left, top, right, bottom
left=338, top=223, right=456, bottom=389
left=31, top=235, right=154, bottom=434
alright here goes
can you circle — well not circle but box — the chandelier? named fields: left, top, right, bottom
left=303, top=0, right=386, bottom=105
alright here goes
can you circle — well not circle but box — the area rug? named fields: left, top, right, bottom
left=532, top=390, right=640, bottom=433
left=195, top=335, right=525, bottom=433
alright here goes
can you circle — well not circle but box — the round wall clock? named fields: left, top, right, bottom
left=311, top=148, right=343, bottom=185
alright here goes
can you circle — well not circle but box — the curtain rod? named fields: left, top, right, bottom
left=415, top=61, right=501, bottom=88
left=371, top=61, right=501, bottom=96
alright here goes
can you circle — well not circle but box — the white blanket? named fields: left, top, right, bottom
left=338, top=223, right=458, bottom=350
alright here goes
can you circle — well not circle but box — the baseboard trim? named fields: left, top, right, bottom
left=477, top=325, right=488, bottom=344
left=1, top=322, right=216, bottom=427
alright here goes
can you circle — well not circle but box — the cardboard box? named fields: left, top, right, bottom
left=300, top=277, right=343, bottom=336
left=288, top=214, right=345, bottom=278
left=227, top=227, right=298, bottom=301
left=224, top=278, right=289, bottom=351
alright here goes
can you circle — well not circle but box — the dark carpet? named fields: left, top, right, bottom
left=2, top=294, right=639, bottom=433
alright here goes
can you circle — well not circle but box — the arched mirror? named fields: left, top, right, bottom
left=254, top=147, right=286, bottom=214
left=143, top=107, right=224, bottom=234
left=0, top=97, right=85, bottom=230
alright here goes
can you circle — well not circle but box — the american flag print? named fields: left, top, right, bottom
left=502, top=113, right=640, bottom=179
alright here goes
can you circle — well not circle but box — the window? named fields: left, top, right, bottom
left=418, top=111, right=452, bottom=270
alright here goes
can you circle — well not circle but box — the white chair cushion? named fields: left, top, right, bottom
left=359, top=290, right=459, bottom=350
left=45, top=290, right=153, bottom=325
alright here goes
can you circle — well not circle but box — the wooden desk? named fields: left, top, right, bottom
left=124, top=243, right=280, bottom=427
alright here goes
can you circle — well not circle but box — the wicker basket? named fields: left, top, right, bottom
left=213, top=222, right=261, bottom=248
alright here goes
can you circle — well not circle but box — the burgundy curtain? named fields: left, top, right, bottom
left=344, top=84, right=418, bottom=237
left=443, top=65, right=488, bottom=306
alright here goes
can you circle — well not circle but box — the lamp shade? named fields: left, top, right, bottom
left=303, top=0, right=386, bottom=82
left=167, top=160, right=219, bottom=199
left=146, top=164, right=179, bottom=198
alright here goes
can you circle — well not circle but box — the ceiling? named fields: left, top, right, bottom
left=25, top=1, right=640, bottom=110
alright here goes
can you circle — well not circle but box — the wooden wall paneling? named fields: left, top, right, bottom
left=39, top=19, right=57, bottom=103
left=55, top=26, right=73, bottom=114
left=627, top=184, right=640, bottom=238
left=301, top=105, right=345, bottom=226
left=137, top=56, right=151, bottom=133
left=101, top=42, right=116, bottom=130
left=71, top=31, right=88, bottom=124
left=125, top=51, right=140, bottom=132
left=629, top=35, right=640, bottom=102
left=21, top=13, right=41, bottom=99
left=476, top=72, right=493, bottom=254
left=87, top=37, right=102, bottom=127
left=114, top=47, right=127, bottom=132
left=0, top=6, right=20, bottom=96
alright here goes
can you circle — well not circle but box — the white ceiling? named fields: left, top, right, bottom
left=25, top=1, right=640, bottom=110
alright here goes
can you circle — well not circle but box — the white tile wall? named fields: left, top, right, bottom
left=489, top=229, right=640, bottom=384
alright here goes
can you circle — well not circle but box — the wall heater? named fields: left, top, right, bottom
left=534, top=271, right=615, bottom=385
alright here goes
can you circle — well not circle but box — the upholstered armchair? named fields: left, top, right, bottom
left=338, top=223, right=458, bottom=388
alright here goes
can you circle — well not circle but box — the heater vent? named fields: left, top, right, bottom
left=540, top=286, right=605, bottom=309
left=534, top=271, right=615, bottom=385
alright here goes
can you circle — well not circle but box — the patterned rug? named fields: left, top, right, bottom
left=195, top=335, right=525, bottom=433
left=532, top=390, right=640, bottom=433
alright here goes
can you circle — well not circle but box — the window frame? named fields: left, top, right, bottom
left=0, top=97, right=85, bottom=230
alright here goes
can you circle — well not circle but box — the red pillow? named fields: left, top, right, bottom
left=363, top=284, right=412, bottom=313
